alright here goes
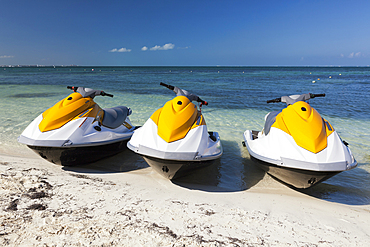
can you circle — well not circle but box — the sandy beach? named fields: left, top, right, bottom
left=1, top=149, right=370, bottom=247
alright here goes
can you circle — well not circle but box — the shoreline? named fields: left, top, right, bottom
left=1, top=152, right=370, bottom=246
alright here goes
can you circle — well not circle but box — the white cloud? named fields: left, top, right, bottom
left=0, top=55, right=14, bottom=58
left=348, top=52, right=362, bottom=58
left=150, top=45, right=161, bottom=51
left=118, top=48, right=131, bottom=52
left=141, top=46, right=148, bottom=51
left=149, top=43, right=175, bottom=51
left=109, top=48, right=131, bottom=53
left=163, top=43, right=175, bottom=50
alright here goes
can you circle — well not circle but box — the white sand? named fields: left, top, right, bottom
left=1, top=151, right=370, bottom=246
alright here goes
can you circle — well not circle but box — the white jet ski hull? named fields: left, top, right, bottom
left=127, top=119, right=222, bottom=179
left=18, top=114, right=134, bottom=166
left=243, top=128, right=357, bottom=188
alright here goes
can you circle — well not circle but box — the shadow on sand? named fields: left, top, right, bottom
left=172, top=140, right=265, bottom=192
left=62, top=140, right=265, bottom=193
left=62, top=148, right=148, bottom=174
left=61, top=141, right=370, bottom=206
left=247, top=159, right=370, bottom=206
left=298, top=163, right=370, bottom=206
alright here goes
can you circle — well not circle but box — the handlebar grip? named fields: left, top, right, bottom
left=67, top=86, right=77, bottom=92
left=101, top=91, right=114, bottom=97
left=310, top=93, right=326, bottom=98
left=160, top=82, right=175, bottom=90
left=197, top=98, right=208, bottom=105
left=267, top=98, right=281, bottom=103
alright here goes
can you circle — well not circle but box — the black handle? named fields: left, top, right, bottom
left=197, top=98, right=208, bottom=106
left=160, top=82, right=175, bottom=90
left=310, top=93, right=326, bottom=98
left=267, top=98, right=281, bottom=103
left=67, top=86, right=77, bottom=92
left=101, top=91, right=114, bottom=97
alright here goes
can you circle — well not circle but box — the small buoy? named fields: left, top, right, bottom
left=92, top=69, right=94, bottom=71
left=317, top=78, right=320, bottom=80
left=329, top=76, right=332, bottom=78
left=339, top=73, right=342, bottom=75
left=312, top=80, right=316, bottom=83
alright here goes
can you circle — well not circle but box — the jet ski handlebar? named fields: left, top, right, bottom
left=160, top=82, right=208, bottom=106
left=267, top=98, right=281, bottom=103
left=67, top=86, right=114, bottom=98
left=309, top=93, right=326, bottom=98
left=160, top=82, right=175, bottom=90
left=267, top=93, right=326, bottom=104
left=198, top=98, right=208, bottom=106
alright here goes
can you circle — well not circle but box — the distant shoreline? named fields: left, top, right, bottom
left=2, top=65, right=370, bottom=68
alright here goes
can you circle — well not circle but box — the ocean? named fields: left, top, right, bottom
left=1, top=66, right=369, bottom=205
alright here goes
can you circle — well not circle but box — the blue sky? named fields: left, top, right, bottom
left=1, top=0, right=370, bottom=66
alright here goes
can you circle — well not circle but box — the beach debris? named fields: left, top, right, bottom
left=6, top=199, right=19, bottom=211
left=26, top=203, right=46, bottom=211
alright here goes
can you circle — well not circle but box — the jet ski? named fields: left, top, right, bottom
left=242, top=93, right=357, bottom=189
left=18, top=86, right=136, bottom=166
left=127, top=82, right=223, bottom=179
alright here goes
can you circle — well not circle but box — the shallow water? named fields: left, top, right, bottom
left=1, top=66, right=369, bottom=205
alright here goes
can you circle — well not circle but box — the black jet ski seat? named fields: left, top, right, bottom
left=102, top=106, right=131, bottom=129
left=264, top=111, right=280, bottom=135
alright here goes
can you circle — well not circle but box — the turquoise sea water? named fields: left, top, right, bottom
left=1, top=66, right=369, bottom=204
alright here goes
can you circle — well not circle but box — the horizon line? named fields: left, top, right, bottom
left=2, top=64, right=370, bottom=68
